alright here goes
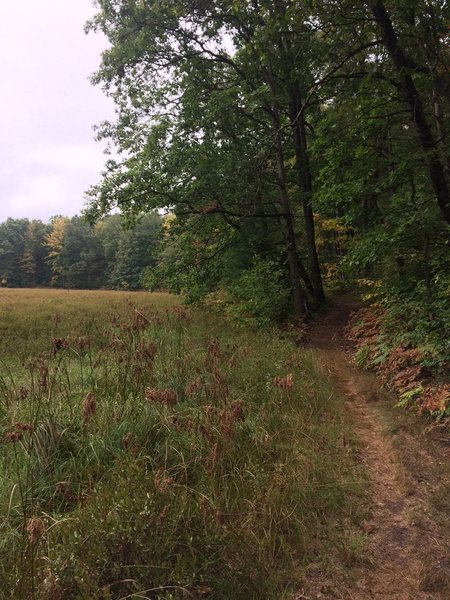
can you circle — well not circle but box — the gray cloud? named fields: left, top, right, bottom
left=0, top=0, right=114, bottom=222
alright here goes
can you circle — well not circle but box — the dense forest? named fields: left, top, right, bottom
left=0, top=213, right=162, bottom=290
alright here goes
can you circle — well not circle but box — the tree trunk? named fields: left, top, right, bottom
left=367, top=0, right=450, bottom=223
left=274, top=130, right=309, bottom=319
left=290, top=96, right=326, bottom=304
left=266, top=68, right=308, bottom=320
left=432, top=91, right=450, bottom=185
left=272, top=0, right=325, bottom=304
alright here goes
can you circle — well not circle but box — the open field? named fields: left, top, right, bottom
left=0, top=289, right=363, bottom=599
left=0, top=289, right=178, bottom=365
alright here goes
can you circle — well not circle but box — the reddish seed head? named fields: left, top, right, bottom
left=145, top=388, right=177, bottom=407
left=273, top=374, right=294, bottom=389
left=230, top=400, right=244, bottom=421
left=185, top=377, right=202, bottom=396
left=160, top=389, right=177, bottom=406
left=39, top=363, right=49, bottom=390
left=132, top=310, right=149, bottom=331
left=14, top=422, right=33, bottom=433
left=145, top=388, right=159, bottom=402
left=82, top=392, right=97, bottom=425
left=18, top=387, right=29, bottom=400
left=172, top=306, right=192, bottom=322
left=51, top=337, right=69, bottom=356
left=219, top=411, right=234, bottom=441
left=159, top=505, right=169, bottom=524
left=26, top=517, right=45, bottom=544
left=122, top=432, right=134, bottom=451
left=4, top=431, right=23, bottom=443
left=55, top=481, right=71, bottom=495
left=137, top=341, right=158, bottom=361
left=207, top=338, right=220, bottom=358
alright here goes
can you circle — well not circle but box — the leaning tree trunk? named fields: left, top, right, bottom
left=367, top=0, right=450, bottom=224
left=266, top=67, right=308, bottom=320
left=272, top=0, right=325, bottom=304
left=273, top=123, right=309, bottom=320
left=289, top=88, right=326, bottom=304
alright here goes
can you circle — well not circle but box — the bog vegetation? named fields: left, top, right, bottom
left=0, top=289, right=363, bottom=598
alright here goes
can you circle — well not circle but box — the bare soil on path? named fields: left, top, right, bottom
left=298, top=300, right=450, bottom=600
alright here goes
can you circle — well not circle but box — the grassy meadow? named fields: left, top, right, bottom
left=0, top=289, right=363, bottom=599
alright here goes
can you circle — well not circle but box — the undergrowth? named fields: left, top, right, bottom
left=349, top=298, right=450, bottom=419
left=0, top=289, right=362, bottom=599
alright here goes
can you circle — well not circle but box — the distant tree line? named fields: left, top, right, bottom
left=0, top=213, right=162, bottom=290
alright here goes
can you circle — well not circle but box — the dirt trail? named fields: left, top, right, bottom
left=300, top=300, right=450, bottom=600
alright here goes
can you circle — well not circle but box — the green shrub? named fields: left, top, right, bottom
left=221, top=259, right=290, bottom=328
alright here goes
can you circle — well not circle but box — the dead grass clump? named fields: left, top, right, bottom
left=145, top=387, right=177, bottom=406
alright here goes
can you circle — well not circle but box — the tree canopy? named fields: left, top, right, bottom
left=84, top=0, right=449, bottom=324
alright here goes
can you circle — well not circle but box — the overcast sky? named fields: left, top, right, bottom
left=0, top=0, right=114, bottom=223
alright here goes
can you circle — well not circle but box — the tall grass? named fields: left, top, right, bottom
left=0, top=289, right=362, bottom=599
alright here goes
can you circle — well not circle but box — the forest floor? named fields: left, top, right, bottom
left=299, top=299, right=450, bottom=600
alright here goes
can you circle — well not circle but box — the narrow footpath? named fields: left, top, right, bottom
left=299, top=301, right=450, bottom=600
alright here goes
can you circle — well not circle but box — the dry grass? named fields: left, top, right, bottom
left=0, top=289, right=363, bottom=599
